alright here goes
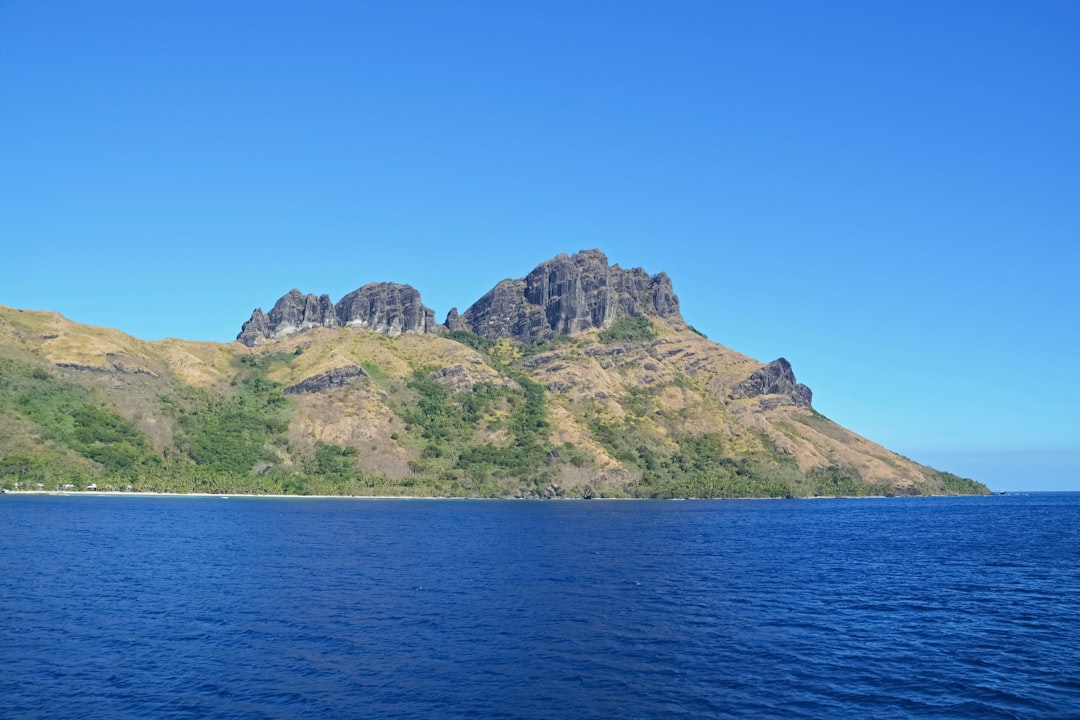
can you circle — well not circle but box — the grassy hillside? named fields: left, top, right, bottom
left=0, top=306, right=989, bottom=497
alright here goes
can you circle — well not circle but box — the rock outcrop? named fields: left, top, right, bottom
left=238, top=284, right=437, bottom=346
left=444, top=307, right=467, bottom=332
left=284, top=365, right=366, bottom=394
left=236, top=309, right=271, bottom=347
left=429, top=364, right=474, bottom=393
left=238, top=250, right=679, bottom=347
left=335, top=283, right=438, bottom=336
left=240, top=289, right=337, bottom=347
left=455, top=249, right=683, bottom=343
left=729, top=358, right=813, bottom=408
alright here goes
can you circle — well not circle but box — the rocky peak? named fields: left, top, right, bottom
left=456, top=249, right=683, bottom=343
left=444, top=307, right=467, bottom=332
left=729, top=358, right=813, bottom=408
left=236, top=308, right=271, bottom=347
left=237, top=283, right=436, bottom=347
left=336, top=282, right=438, bottom=336
left=271, top=289, right=336, bottom=335
left=237, top=250, right=681, bottom=347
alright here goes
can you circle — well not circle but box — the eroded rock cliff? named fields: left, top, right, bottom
left=238, top=250, right=680, bottom=347
left=456, top=249, right=683, bottom=343
left=238, top=284, right=437, bottom=346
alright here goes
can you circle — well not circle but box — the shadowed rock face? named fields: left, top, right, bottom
left=237, top=309, right=271, bottom=347
left=729, top=358, right=813, bottom=408
left=237, top=284, right=436, bottom=346
left=456, top=249, right=683, bottom=343
left=238, top=289, right=336, bottom=346
left=335, top=283, right=438, bottom=337
left=284, top=364, right=366, bottom=394
left=269, top=290, right=335, bottom=336
left=238, top=250, right=682, bottom=347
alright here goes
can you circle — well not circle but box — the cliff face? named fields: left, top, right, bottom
left=238, top=249, right=679, bottom=347
left=335, top=283, right=438, bottom=336
left=237, top=290, right=336, bottom=347
left=456, top=249, right=683, bottom=343
left=238, top=283, right=436, bottom=346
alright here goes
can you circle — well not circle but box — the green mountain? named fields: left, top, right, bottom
left=0, top=250, right=987, bottom=498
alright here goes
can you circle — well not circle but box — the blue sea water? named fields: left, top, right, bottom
left=1, top=493, right=1079, bottom=719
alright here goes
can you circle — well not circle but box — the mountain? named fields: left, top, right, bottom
left=0, top=250, right=987, bottom=498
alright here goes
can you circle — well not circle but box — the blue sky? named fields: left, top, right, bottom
left=1, top=1, right=1077, bottom=491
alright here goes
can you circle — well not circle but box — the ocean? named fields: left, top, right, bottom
left=1, top=493, right=1078, bottom=719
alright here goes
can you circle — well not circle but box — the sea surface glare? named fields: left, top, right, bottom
left=2, top=493, right=1079, bottom=719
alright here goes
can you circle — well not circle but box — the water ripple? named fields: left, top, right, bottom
left=2, top=494, right=1079, bottom=718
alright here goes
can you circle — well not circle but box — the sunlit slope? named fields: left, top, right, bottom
left=0, top=305, right=987, bottom=497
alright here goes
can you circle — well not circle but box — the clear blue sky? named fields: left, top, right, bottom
left=1, top=1, right=1077, bottom=491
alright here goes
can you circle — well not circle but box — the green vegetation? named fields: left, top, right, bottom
left=598, top=315, right=657, bottom=344
left=928, top=469, right=989, bottom=495
left=521, top=333, right=578, bottom=358
left=804, top=464, right=878, bottom=497
left=311, top=442, right=358, bottom=480
left=174, top=354, right=292, bottom=474
left=447, top=328, right=578, bottom=359
left=0, top=317, right=991, bottom=498
left=578, top=382, right=938, bottom=499
left=393, top=367, right=557, bottom=496
left=0, top=359, right=163, bottom=486
left=576, top=380, right=803, bottom=498
left=445, top=330, right=498, bottom=355
left=0, top=352, right=399, bottom=495
left=625, top=431, right=801, bottom=498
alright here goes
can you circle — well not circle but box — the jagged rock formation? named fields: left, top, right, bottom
left=444, top=307, right=466, bottom=332
left=729, top=358, right=813, bottom=408
left=454, top=249, right=682, bottom=343
left=284, top=365, right=366, bottom=394
left=238, top=250, right=679, bottom=347
left=335, top=283, right=438, bottom=336
left=238, top=290, right=336, bottom=347
left=238, top=284, right=437, bottom=346
left=236, top=309, right=271, bottom=346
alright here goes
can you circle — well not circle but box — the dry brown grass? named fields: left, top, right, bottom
left=0, top=304, right=951, bottom=495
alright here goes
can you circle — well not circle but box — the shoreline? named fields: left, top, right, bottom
left=1, top=490, right=463, bottom=500
left=0, top=489, right=1001, bottom=501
